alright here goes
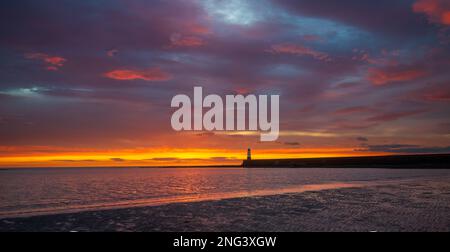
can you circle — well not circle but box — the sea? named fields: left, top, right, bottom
left=1, top=167, right=450, bottom=218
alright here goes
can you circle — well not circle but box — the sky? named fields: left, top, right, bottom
left=0, top=0, right=450, bottom=167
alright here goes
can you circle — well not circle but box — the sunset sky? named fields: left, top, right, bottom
left=1, top=0, right=450, bottom=167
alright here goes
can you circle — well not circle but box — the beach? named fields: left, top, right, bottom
left=1, top=176, right=450, bottom=232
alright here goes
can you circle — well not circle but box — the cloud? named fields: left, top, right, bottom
left=170, top=33, right=205, bottom=47
left=24, top=52, right=67, bottom=71
left=366, top=110, right=426, bottom=122
left=274, top=0, right=432, bottom=39
left=151, top=157, right=179, bottom=161
left=110, top=158, right=125, bottom=162
left=183, top=22, right=211, bottom=35
left=413, top=0, right=450, bottom=26
left=104, top=68, right=171, bottom=81
left=52, top=159, right=97, bottom=162
left=200, top=0, right=263, bottom=25
left=300, top=34, right=324, bottom=42
left=423, top=90, right=450, bottom=101
left=106, top=49, right=119, bottom=57
left=367, top=67, right=428, bottom=85
left=209, top=156, right=237, bottom=161
left=216, top=131, right=337, bottom=138
left=333, top=106, right=374, bottom=115
left=1, top=0, right=450, bottom=163
left=356, top=137, right=368, bottom=142
left=195, top=132, right=216, bottom=137
left=284, top=141, right=300, bottom=146
left=357, top=144, right=450, bottom=154
left=268, top=43, right=331, bottom=61
left=149, top=157, right=239, bottom=162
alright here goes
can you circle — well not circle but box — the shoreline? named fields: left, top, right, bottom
left=0, top=182, right=366, bottom=220
left=1, top=176, right=450, bottom=232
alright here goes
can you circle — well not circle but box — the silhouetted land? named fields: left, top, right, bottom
left=242, top=154, right=450, bottom=168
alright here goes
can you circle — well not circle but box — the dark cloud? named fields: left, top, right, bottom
left=149, top=157, right=240, bottom=162
left=366, top=110, right=427, bottom=123
left=196, top=132, right=216, bottom=137
left=334, top=106, right=375, bottom=115
left=413, top=0, right=450, bottom=26
left=52, top=159, right=97, bottom=162
left=150, top=157, right=179, bottom=161
left=357, top=144, right=450, bottom=154
left=0, top=0, right=205, bottom=50
left=209, top=157, right=238, bottom=161
left=273, top=0, right=435, bottom=40
left=284, top=142, right=300, bottom=146
left=367, top=65, right=428, bottom=85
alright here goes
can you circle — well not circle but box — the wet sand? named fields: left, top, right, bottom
left=1, top=177, right=450, bottom=232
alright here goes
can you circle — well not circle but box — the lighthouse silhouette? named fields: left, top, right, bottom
left=247, top=148, right=251, bottom=161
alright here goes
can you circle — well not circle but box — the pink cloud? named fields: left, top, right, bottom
left=184, top=23, right=211, bottom=35
left=107, top=49, right=119, bottom=57
left=170, top=33, right=205, bottom=47
left=45, top=66, right=59, bottom=71
left=25, top=52, right=67, bottom=70
left=367, top=67, right=428, bottom=85
left=404, top=85, right=450, bottom=102
left=104, top=68, right=171, bottom=81
left=413, top=0, right=450, bottom=26
left=366, top=110, right=426, bottom=122
left=423, top=90, right=450, bottom=101
left=268, top=43, right=331, bottom=61
left=352, top=48, right=401, bottom=65
left=300, top=34, right=323, bottom=42
left=234, top=87, right=252, bottom=95
left=333, top=106, right=375, bottom=115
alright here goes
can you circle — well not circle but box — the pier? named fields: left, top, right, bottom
left=242, top=153, right=450, bottom=169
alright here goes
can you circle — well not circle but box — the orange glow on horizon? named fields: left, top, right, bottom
left=0, top=147, right=391, bottom=168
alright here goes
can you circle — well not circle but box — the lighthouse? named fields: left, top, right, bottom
left=247, top=148, right=251, bottom=161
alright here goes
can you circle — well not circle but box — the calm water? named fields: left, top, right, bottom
left=1, top=167, right=450, bottom=218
